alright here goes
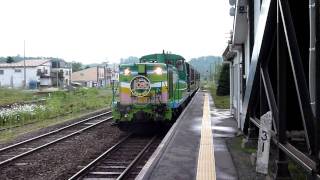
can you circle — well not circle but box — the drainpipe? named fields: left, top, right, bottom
left=309, top=0, right=316, bottom=115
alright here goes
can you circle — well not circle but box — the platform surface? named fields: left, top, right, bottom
left=137, top=91, right=238, bottom=180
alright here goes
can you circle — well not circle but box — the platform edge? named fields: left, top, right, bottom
left=136, top=90, right=199, bottom=180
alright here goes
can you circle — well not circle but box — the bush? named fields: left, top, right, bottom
left=0, top=88, right=112, bottom=129
left=216, top=64, right=230, bottom=96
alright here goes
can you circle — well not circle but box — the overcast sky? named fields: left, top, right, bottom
left=0, top=0, right=233, bottom=64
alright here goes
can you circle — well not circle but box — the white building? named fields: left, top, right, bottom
left=224, top=0, right=320, bottom=177
left=51, top=60, right=72, bottom=88
left=223, top=0, right=264, bottom=130
left=0, top=59, right=71, bottom=89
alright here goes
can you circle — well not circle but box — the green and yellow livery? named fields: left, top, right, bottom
left=112, top=52, right=200, bottom=124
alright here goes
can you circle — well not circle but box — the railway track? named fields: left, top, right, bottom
left=69, top=134, right=163, bottom=180
left=0, top=110, right=112, bottom=167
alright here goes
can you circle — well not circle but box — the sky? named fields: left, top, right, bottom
left=0, top=0, right=233, bottom=64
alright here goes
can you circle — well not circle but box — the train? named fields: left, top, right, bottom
left=112, top=52, right=200, bottom=126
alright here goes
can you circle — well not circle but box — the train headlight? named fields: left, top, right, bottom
left=124, top=68, right=131, bottom=76
left=154, top=67, right=163, bottom=75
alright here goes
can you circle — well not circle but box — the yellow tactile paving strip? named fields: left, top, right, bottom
left=196, top=94, right=216, bottom=180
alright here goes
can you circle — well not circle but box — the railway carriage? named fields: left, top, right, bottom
left=112, top=52, right=200, bottom=124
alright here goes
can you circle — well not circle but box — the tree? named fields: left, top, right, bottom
left=71, top=62, right=83, bottom=72
left=120, top=56, right=139, bottom=64
left=6, top=56, right=14, bottom=63
left=213, top=63, right=222, bottom=85
left=101, top=61, right=109, bottom=67
left=216, top=63, right=230, bottom=96
left=188, top=56, right=223, bottom=80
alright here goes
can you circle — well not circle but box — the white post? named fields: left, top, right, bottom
left=256, top=111, right=273, bottom=174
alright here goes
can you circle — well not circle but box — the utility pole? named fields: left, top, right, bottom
left=56, top=71, right=59, bottom=88
left=210, top=64, right=212, bottom=81
left=114, top=63, right=116, bottom=81
left=96, top=66, right=99, bottom=87
left=209, top=64, right=211, bottom=81
left=23, top=40, right=26, bottom=88
left=69, top=63, right=72, bottom=87
left=104, top=62, right=108, bottom=88
left=104, top=66, right=106, bottom=87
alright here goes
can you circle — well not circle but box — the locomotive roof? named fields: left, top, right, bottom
left=140, top=53, right=185, bottom=63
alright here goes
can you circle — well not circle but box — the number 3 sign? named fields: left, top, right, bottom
left=256, top=111, right=273, bottom=174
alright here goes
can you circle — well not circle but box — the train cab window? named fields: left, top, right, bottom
left=176, top=60, right=184, bottom=71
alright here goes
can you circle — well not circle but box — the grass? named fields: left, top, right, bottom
left=288, top=161, right=307, bottom=180
left=0, top=107, right=108, bottom=143
left=0, top=88, right=39, bottom=105
left=45, top=88, right=112, bottom=116
left=0, top=88, right=113, bottom=142
left=229, top=135, right=257, bottom=154
left=205, top=82, right=230, bottom=109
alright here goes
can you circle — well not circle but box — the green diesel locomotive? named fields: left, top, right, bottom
left=112, top=52, right=200, bottom=124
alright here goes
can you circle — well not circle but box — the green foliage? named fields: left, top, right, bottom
left=0, top=88, right=112, bottom=130
left=46, top=88, right=111, bottom=116
left=120, top=56, right=139, bottom=64
left=213, top=63, right=222, bottom=84
left=229, top=135, right=257, bottom=154
left=0, top=55, right=65, bottom=63
left=6, top=56, right=14, bottom=63
left=0, top=88, right=36, bottom=105
left=217, top=63, right=230, bottom=96
left=288, top=161, right=307, bottom=180
left=188, top=56, right=223, bottom=80
left=209, top=83, right=230, bottom=109
left=71, top=62, right=84, bottom=72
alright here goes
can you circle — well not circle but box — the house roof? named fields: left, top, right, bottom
left=0, top=59, right=51, bottom=68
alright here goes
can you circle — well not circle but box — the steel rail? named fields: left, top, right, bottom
left=0, top=110, right=111, bottom=153
left=68, top=135, right=157, bottom=180
left=0, top=112, right=112, bottom=167
left=116, top=136, right=157, bottom=180
left=68, top=134, right=133, bottom=180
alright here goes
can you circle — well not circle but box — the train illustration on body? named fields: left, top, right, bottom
left=112, top=52, right=200, bottom=128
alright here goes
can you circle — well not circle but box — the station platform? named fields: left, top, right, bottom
left=137, top=91, right=239, bottom=180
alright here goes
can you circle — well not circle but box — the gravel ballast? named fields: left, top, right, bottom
left=0, top=109, right=127, bottom=180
